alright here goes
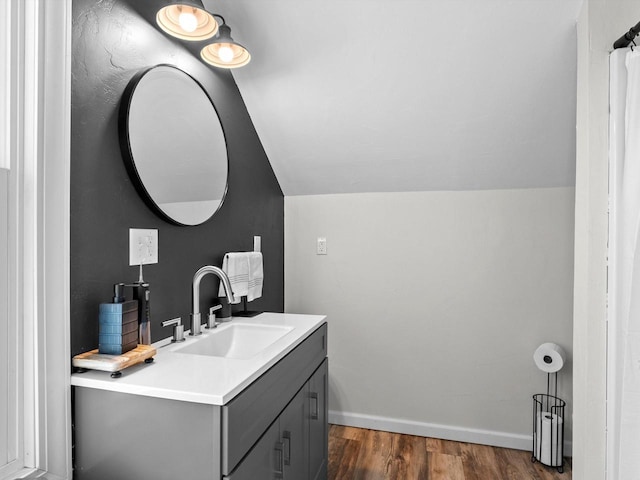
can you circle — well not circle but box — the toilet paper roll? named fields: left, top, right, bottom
left=535, top=412, right=564, bottom=467
left=533, top=343, right=566, bottom=373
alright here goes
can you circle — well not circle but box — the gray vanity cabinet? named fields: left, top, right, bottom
left=73, top=322, right=328, bottom=480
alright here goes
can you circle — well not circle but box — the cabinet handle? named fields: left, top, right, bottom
left=282, top=431, right=291, bottom=465
left=310, top=392, right=319, bottom=420
left=275, top=442, right=284, bottom=478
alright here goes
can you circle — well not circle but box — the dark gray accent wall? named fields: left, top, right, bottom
left=71, top=0, right=284, bottom=357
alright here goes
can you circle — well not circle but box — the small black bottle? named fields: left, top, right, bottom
left=133, top=282, right=151, bottom=345
left=129, top=264, right=151, bottom=345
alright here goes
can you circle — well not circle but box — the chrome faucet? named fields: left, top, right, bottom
left=191, top=265, right=236, bottom=336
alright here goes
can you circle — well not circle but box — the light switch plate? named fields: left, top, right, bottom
left=129, top=228, right=158, bottom=266
left=317, top=237, right=327, bottom=255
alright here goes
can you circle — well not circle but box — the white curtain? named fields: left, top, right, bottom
left=617, top=49, right=640, bottom=480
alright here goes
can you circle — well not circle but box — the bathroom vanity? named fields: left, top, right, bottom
left=71, top=313, right=328, bottom=480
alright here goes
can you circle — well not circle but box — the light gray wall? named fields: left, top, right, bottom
left=285, top=187, right=574, bottom=449
left=574, top=1, right=640, bottom=478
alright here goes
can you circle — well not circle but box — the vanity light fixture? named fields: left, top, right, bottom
left=156, top=0, right=218, bottom=42
left=200, top=16, right=251, bottom=69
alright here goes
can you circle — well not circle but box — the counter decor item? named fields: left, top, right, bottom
left=72, top=282, right=156, bottom=378
left=98, top=283, right=139, bottom=355
left=531, top=342, right=566, bottom=473
left=72, top=344, right=156, bottom=378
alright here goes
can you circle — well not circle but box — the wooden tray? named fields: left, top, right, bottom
left=72, top=344, right=156, bottom=377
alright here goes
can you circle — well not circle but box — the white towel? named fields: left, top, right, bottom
left=218, top=252, right=250, bottom=304
left=217, top=251, right=264, bottom=304
left=247, top=252, right=263, bottom=302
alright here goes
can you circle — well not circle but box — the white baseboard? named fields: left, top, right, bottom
left=328, top=410, right=572, bottom=457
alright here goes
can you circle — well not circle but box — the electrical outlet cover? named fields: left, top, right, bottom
left=129, top=229, right=158, bottom=266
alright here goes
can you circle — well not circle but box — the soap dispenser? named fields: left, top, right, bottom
left=98, top=283, right=139, bottom=355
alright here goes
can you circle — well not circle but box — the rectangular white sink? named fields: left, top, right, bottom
left=174, top=323, right=294, bottom=359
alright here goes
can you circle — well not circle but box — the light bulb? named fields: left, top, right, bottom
left=178, top=9, right=198, bottom=33
left=218, top=45, right=235, bottom=63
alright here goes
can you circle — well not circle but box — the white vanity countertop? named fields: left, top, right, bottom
left=70, top=312, right=326, bottom=406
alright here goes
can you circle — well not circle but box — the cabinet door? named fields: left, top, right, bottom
left=223, top=324, right=327, bottom=475
left=280, top=386, right=309, bottom=480
left=308, top=359, right=328, bottom=480
left=225, top=419, right=281, bottom=480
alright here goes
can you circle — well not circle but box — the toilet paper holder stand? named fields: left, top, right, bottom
left=531, top=372, right=565, bottom=473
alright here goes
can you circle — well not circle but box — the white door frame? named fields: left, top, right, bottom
left=1, top=0, right=72, bottom=478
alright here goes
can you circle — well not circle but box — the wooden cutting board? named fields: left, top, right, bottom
left=72, top=344, right=156, bottom=374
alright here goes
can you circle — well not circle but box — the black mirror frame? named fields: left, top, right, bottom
left=118, top=64, right=229, bottom=226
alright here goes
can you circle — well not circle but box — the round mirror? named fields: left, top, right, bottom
left=119, top=65, right=228, bottom=226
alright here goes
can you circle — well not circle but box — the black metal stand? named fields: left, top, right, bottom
left=532, top=372, right=565, bottom=473
left=233, top=296, right=261, bottom=317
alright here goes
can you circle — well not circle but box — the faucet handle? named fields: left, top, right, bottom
left=161, top=317, right=185, bottom=342
left=206, top=304, right=222, bottom=329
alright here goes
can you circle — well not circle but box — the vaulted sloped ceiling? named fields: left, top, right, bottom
left=204, top=0, right=584, bottom=196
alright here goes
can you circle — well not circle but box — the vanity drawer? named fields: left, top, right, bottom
left=222, top=323, right=327, bottom=475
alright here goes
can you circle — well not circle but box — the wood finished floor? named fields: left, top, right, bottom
left=328, top=425, right=571, bottom=480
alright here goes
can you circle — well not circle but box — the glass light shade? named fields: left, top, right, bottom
left=156, top=3, right=218, bottom=41
left=200, top=25, right=251, bottom=69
